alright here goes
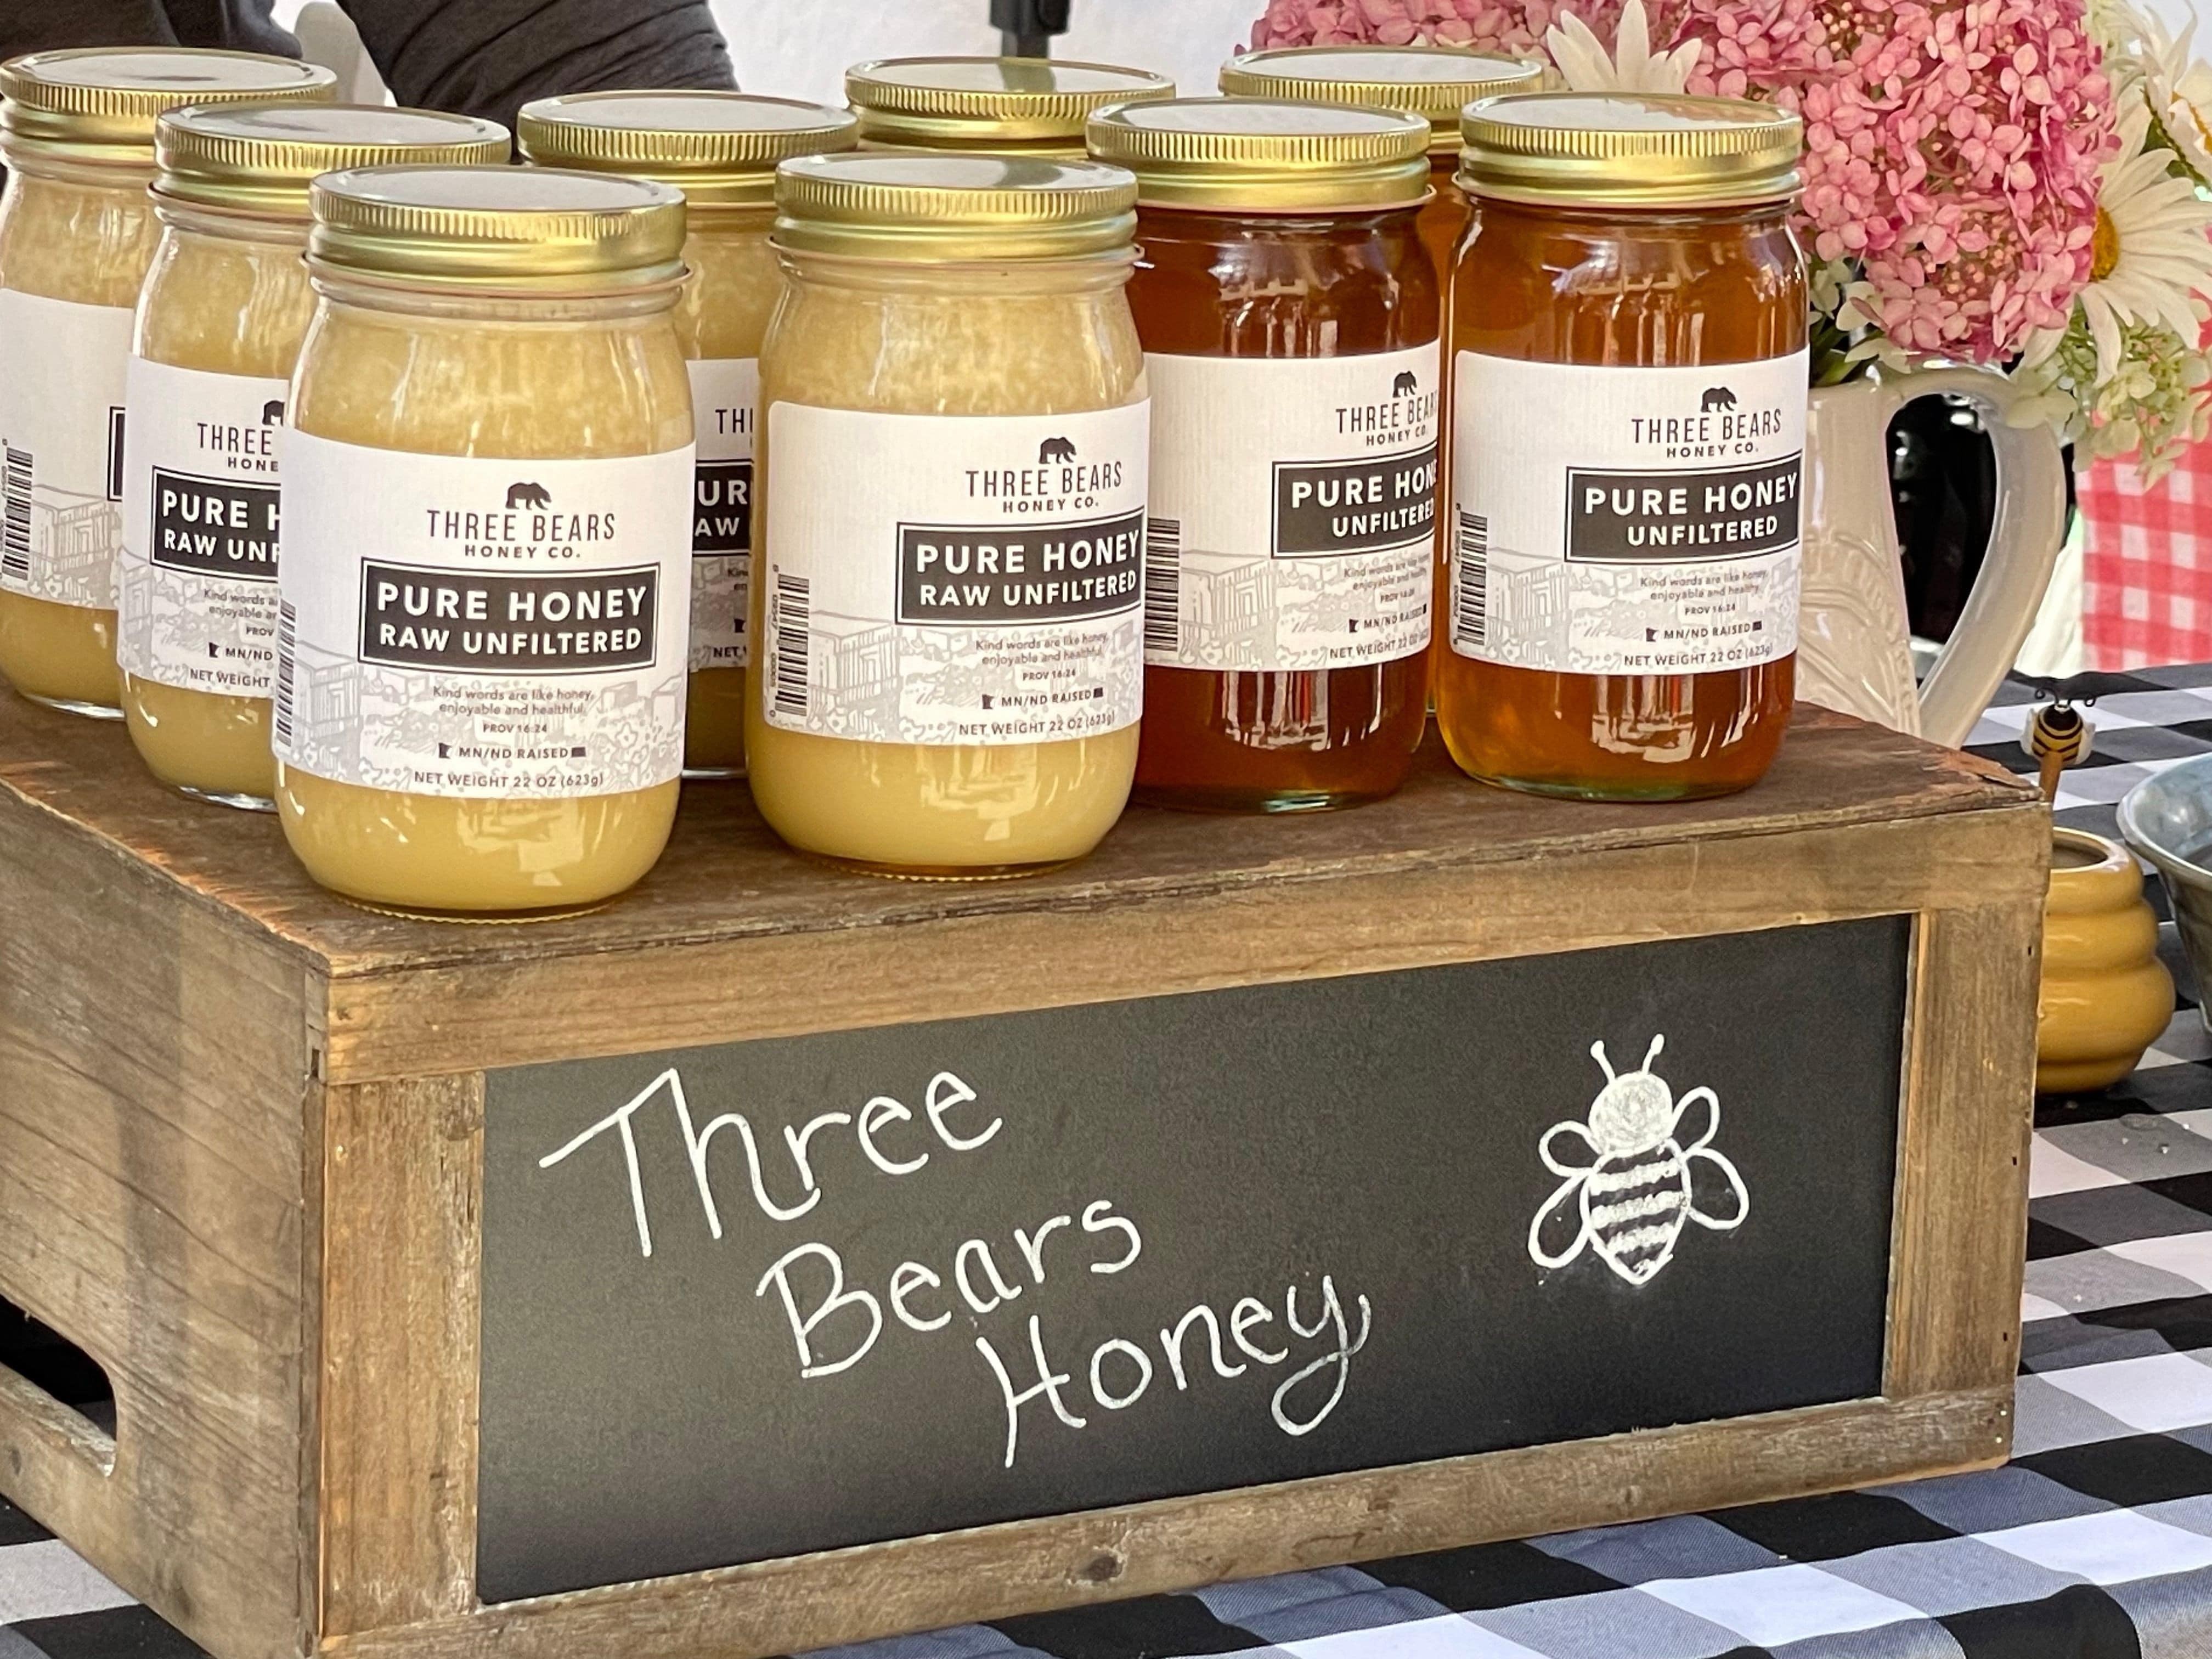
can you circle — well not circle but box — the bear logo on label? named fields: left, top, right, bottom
left=261, top=399, right=285, bottom=425
left=506, top=481, right=552, bottom=510
left=1037, top=436, right=1077, bottom=465
left=1528, top=1034, right=1750, bottom=1287
left=1701, top=386, right=1737, bottom=412
left=1392, top=370, right=1419, bottom=397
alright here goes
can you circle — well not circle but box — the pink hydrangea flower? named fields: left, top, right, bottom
left=1251, top=0, right=1623, bottom=58
left=1245, top=0, right=2117, bottom=363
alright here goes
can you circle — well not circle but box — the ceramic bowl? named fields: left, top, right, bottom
left=2118, top=755, right=2212, bottom=1032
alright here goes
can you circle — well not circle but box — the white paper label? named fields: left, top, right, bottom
left=118, top=357, right=289, bottom=696
left=687, top=356, right=755, bottom=672
left=1144, top=347, right=1437, bottom=672
left=0, top=290, right=134, bottom=610
left=1450, top=351, right=1807, bottom=675
left=761, top=401, right=1149, bottom=746
left=273, top=432, right=693, bottom=798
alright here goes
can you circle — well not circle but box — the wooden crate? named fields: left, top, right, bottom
left=0, top=694, right=2044, bottom=1659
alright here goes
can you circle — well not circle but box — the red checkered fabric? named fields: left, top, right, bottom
left=2081, top=447, right=2212, bottom=668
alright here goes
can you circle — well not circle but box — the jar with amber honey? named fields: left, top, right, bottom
left=845, top=56, right=1171, bottom=157
left=123, top=104, right=510, bottom=810
left=1216, top=47, right=1539, bottom=348
left=1442, top=93, right=1807, bottom=800
left=276, top=167, right=695, bottom=916
left=1088, top=99, right=1437, bottom=812
left=749, top=153, right=1148, bottom=877
left=1218, top=46, right=1542, bottom=693
left=0, top=47, right=334, bottom=718
left=516, top=91, right=857, bottom=781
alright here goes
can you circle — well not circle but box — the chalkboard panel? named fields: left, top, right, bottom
left=477, top=916, right=1910, bottom=1603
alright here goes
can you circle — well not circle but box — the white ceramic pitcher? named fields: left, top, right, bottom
left=1796, top=367, right=2069, bottom=747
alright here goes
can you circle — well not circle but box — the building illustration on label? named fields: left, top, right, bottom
left=1527, top=1035, right=1750, bottom=1287
left=273, top=434, right=692, bottom=798
left=8, top=481, right=121, bottom=607
left=763, top=401, right=1149, bottom=747
left=1144, top=348, right=1438, bottom=673
left=1453, top=350, right=1808, bottom=677
left=117, top=360, right=298, bottom=693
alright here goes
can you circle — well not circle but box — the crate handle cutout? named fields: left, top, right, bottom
left=0, top=1294, right=117, bottom=1477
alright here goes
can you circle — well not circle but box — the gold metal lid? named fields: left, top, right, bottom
left=1220, top=46, right=1542, bottom=154
left=1085, top=98, right=1431, bottom=212
left=515, top=91, right=857, bottom=209
left=1458, top=91, right=1801, bottom=207
left=0, top=48, right=336, bottom=166
left=155, top=104, right=510, bottom=219
left=308, top=165, right=688, bottom=294
left=774, top=151, right=1136, bottom=262
left=845, top=57, right=1172, bottom=153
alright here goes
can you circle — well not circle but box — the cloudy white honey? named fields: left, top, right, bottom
left=746, top=154, right=1147, bottom=877
left=122, top=104, right=509, bottom=808
left=276, top=166, right=692, bottom=915
left=0, top=48, right=335, bottom=716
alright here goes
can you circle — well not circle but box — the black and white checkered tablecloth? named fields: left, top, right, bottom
left=9, top=671, right=2212, bottom=1659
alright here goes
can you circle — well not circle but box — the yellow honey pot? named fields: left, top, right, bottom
left=2038, top=827, right=2174, bottom=1094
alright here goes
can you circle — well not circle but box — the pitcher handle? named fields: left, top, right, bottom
left=1870, top=365, right=2068, bottom=748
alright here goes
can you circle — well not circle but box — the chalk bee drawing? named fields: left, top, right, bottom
left=1528, top=1035, right=1748, bottom=1286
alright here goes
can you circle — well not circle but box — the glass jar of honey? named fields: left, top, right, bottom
left=1087, top=99, right=1437, bottom=812
left=845, top=57, right=1171, bottom=158
left=123, top=104, right=509, bottom=810
left=276, top=166, right=694, bottom=916
left=516, top=91, right=857, bottom=782
left=1218, top=46, right=1543, bottom=697
left=1217, top=47, right=1540, bottom=315
left=0, top=47, right=335, bottom=718
left=1442, top=93, right=1807, bottom=800
left=750, top=153, right=1147, bottom=877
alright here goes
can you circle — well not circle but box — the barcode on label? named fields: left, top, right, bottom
left=1452, top=509, right=1489, bottom=651
left=771, top=569, right=810, bottom=719
left=1143, top=514, right=1181, bottom=655
left=2, top=443, right=31, bottom=583
left=273, top=599, right=298, bottom=748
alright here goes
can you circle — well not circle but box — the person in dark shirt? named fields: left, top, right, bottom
left=0, top=0, right=737, bottom=130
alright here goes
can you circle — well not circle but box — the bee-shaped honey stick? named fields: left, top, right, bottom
left=2025, top=700, right=2092, bottom=806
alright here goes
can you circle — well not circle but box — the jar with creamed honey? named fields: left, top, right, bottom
left=516, top=91, right=857, bottom=782
left=123, top=104, right=509, bottom=810
left=1088, top=98, right=1438, bottom=812
left=749, top=153, right=1148, bottom=877
left=845, top=57, right=1171, bottom=158
left=1218, top=46, right=1542, bottom=698
left=276, top=166, right=694, bottom=916
left=0, top=47, right=334, bottom=718
left=1442, top=93, right=1807, bottom=800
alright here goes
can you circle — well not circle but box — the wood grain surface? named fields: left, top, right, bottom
left=321, top=1387, right=2013, bottom=1659
left=0, top=754, right=319, bottom=1659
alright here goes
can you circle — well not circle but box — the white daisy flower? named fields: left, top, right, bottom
left=2125, top=2, right=2212, bottom=184
left=2072, top=108, right=2212, bottom=381
left=1545, top=0, right=1702, bottom=94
